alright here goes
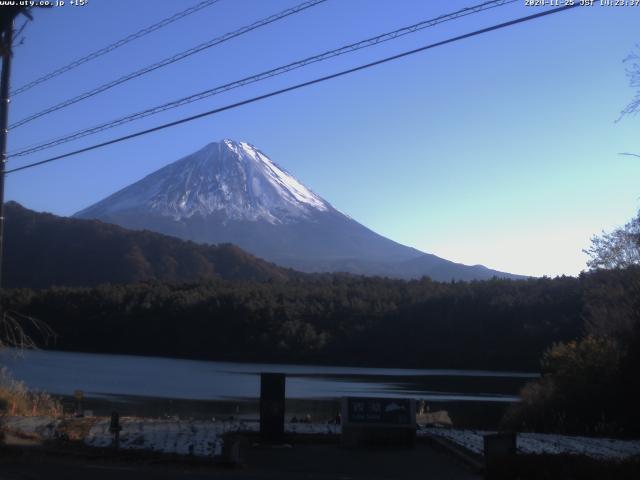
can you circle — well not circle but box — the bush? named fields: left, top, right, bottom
left=502, top=336, right=627, bottom=435
left=0, top=367, right=62, bottom=417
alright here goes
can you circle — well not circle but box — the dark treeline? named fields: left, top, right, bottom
left=3, top=201, right=297, bottom=288
left=2, top=270, right=609, bottom=371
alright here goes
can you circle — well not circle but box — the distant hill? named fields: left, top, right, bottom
left=3, top=202, right=295, bottom=288
left=75, top=139, right=525, bottom=281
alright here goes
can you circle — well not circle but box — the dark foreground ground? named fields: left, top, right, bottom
left=0, top=441, right=479, bottom=480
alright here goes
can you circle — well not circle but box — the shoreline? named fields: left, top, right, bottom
left=62, top=394, right=511, bottom=430
left=1, top=347, right=540, bottom=377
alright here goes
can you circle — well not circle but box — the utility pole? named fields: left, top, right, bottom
left=0, top=12, right=14, bottom=297
left=0, top=6, right=28, bottom=322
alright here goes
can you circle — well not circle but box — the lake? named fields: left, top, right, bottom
left=0, top=349, right=536, bottom=403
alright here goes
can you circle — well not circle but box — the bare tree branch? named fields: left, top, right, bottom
left=619, top=45, right=640, bottom=119
left=584, top=212, right=640, bottom=270
left=0, top=310, right=56, bottom=351
left=12, top=19, right=28, bottom=48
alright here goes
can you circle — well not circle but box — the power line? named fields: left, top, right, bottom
left=5, top=4, right=579, bottom=176
left=9, top=0, right=327, bottom=129
left=9, top=0, right=517, bottom=158
left=12, top=18, right=29, bottom=48
left=11, top=0, right=222, bottom=96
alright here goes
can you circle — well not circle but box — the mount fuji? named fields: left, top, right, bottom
left=74, top=139, right=521, bottom=280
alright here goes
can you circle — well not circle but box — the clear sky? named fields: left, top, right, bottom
left=4, top=0, right=640, bottom=277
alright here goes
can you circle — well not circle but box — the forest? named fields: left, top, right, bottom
left=5, top=264, right=637, bottom=435
left=1, top=270, right=620, bottom=371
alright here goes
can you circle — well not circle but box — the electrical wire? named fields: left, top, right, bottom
left=5, top=3, right=579, bottom=175
left=9, top=0, right=517, bottom=158
left=11, top=0, right=223, bottom=96
left=9, top=0, right=327, bottom=129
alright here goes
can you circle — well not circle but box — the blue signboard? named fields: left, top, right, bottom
left=345, top=397, right=413, bottom=425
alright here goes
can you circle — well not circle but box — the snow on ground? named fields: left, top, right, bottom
left=2, top=416, right=61, bottom=440
left=421, top=427, right=640, bottom=460
left=6, top=416, right=638, bottom=461
left=284, top=422, right=340, bottom=435
left=84, top=418, right=234, bottom=457
left=84, top=419, right=339, bottom=458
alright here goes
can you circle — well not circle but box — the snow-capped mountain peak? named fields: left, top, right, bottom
left=75, top=139, right=330, bottom=224
left=74, top=139, right=524, bottom=281
left=223, top=139, right=328, bottom=212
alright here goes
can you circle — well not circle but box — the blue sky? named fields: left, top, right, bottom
left=5, top=0, right=640, bottom=277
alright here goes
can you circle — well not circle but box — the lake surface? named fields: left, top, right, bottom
left=0, top=349, right=537, bottom=403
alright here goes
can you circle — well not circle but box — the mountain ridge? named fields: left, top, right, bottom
left=3, top=201, right=297, bottom=288
left=74, top=139, right=525, bottom=281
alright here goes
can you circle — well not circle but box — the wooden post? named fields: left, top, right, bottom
left=74, top=389, right=84, bottom=416
left=483, top=432, right=517, bottom=478
left=110, top=411, right=122, bottom=449
left=259, top=372, right=285, bottom=443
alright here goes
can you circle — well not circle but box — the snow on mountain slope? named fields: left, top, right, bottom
left=75, top=139, right=524, bottom=281
left=76, top=139, right=329, bottom=225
